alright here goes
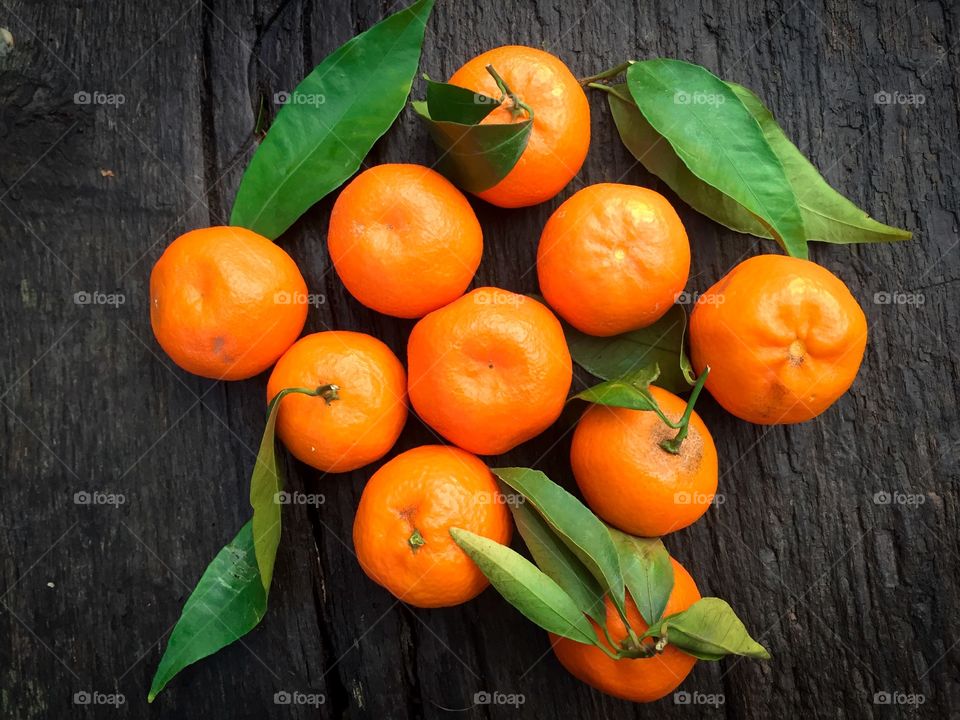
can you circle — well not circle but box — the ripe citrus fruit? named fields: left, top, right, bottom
left=551, top=558, right=701, bottom=703
left=353, top=445, right=512, bottom=608
left=538, top=184, right=690, bottom=336
left=266, top=331, right=407, bottom=473
left=406, top=288, right=572, bottom=455
left=448, top=45, right=590, bottom=208
left=327, top=164, right=483, bottom=318
left=150, top=226, right=307, bottom=380
left=690, top=255, right=868, bottom=424
left=570, top=385, right=718, bottom=537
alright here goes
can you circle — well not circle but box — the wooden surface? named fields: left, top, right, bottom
left=1, top=0, right=957, bottom=718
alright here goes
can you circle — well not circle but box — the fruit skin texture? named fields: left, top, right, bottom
left=690, top=255, right=868, bottom=424
left=551, top=558, right=701, bottom=703
left=448, top=45, right=590, bottom=208
left=150, top=226, right=307, bottom=380
left=327, top=164, right=483, bottom=318
left=538, top=184, right=690, bottom=336
left=266, top=331, right=407, bottom=473
left=570, top=386, right=718, bottom=537
left=353, top=445, right=513, bottom=608
left=407, top=288, right=572, bottom=455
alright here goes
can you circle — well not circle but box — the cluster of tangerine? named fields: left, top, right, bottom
left=149, top=45, right=866, bottom=703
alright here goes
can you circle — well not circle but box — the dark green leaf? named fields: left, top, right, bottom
left=230, top=0, right=435, bottom=238
left=492, top=468, right=625, bottom=613
left=626, top=59, right=808, bottom=258
left=728, top=82, right=912, bottom=245
left=250, top=395, right=284, bottom=591
left=564, top=304, right=695, bottom=394
left=412, top=74, right=532, bottom=193
left=608, top=528, right=674, bottom=626
left=423, top=77, right=500, bottom=124
left=449, top=528, right=598, bottom=645
left=571, top=364, right=664, bottom=413
left=642, top=597, right=771, bottom=660
left=508, top=495, right=607, bottom=627
left=606, top=83, right=771, bottom=238
left=148, top=521, right=267, bottom=701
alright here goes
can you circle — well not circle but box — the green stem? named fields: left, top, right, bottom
left=267, top=383, right=340, bottom=417
left=659, top=367, right=710, bottom=454
left=593, top=640, right=620, bottom=660
left=578, top=60, right=634, bottom=86
left=485, top=64, right=535, bottom=121
left=408, top=528, right=426, bottom=553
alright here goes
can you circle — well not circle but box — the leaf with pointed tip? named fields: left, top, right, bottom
left=230, top=0, right=435, bottom=238
left=642, top=597, right=771, bottom=660
left=728, top=82, right=912, bottom=245
left=449, top=528, right=598, bottom=645
left=571, top=365, right=663, bottom=413
left=148, top=521, right=267, bottom=701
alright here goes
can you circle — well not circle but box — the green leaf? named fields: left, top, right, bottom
left=626, top=59, right=808, bottom=258
left=508, top=495, right=607, bottom=627
left=728, top=82, right=912, bottom=245
left=571, top=364, right=664, bottom=414
left=564, top=304, right=695, bottom=394
left=148, top=521, right=267, bottom=701
left=249, top=394, right=285, bottom=591
left=606, top=83, right=771, bottom=238
left=422, top=76, right=501, bottom=124
left=413, top=76, right=532, bottom=193
left=607, top=528, right=674, bottom=626
left=449, top=528, right=598, bottom=645
left=492, top=468, right=625, bottom=613
left=642, top=597, right=771, bottom=661
left=229, top=0, right=435, bottom=238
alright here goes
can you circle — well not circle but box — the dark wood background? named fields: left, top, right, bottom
left=1, top=0, right=957, bottom=718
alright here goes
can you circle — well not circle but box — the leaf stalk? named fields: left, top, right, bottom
left=659, top=366, right=710, bottom=454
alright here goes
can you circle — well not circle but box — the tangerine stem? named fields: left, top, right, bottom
left=267, top=383, right=340, bottom=417
left=659, top=367, right=710, bottom=455
left=578, top=61, right=634, bottom=86
left=408, top=528, right=426, bottom=553
left=485, top=64, right=534, bottom=121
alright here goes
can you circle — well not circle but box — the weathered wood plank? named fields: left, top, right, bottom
left=0, top=0, right=957, bottom=717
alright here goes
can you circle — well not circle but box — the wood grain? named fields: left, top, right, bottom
left=0, top=0, right=957, bottom=717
